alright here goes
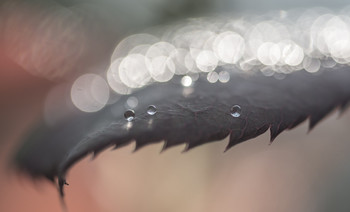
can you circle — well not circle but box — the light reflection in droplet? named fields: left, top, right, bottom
left=124, top=109, right=135, bottom=122
left=147, top=105, right=157, bottom=115
left=230, top=105, right=242, bottom=117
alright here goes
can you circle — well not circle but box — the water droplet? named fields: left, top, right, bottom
left=230, top=105, right=241, bottom=117
left=147, top=105, right=157, bottom=115
left=124, top=109, right=135, bottom=121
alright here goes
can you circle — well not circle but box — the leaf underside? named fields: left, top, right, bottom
left=14, top=67, right=350, bottom=197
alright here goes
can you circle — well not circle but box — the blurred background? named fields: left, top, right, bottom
left=1, top=0, right=350, bottom=211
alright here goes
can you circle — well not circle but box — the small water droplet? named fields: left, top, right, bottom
left=124, top=109, right=135, bottom=121
left=147, top=105, right=157, bottom=115
left=230, top=105, right=241, bottom=117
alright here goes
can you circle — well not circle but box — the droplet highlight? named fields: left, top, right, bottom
left=124, top=109, right=135, bottom=121
left=147, top=105, right=157, bottom=115
left=230, top=105, right=241, bottom=117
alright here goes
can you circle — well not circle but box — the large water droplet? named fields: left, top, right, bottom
left=147, top=105, right=157, bottom=115
left=124, top=109, right=135, bottom=121
left=230, top=105, right=241, bottom=117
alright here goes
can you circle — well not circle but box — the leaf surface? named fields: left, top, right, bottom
left=14, top=67, right=350, bottom=196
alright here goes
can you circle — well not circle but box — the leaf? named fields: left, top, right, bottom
left=14, top=67, right=350, bottom=197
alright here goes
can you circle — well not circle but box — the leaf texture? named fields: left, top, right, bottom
left=14, top=67, right=350, bottom=197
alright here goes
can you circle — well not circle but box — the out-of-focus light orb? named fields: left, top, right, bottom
left=129, top=44, right=152, bottom=55
left=281, top=41, right=304, bottom=66
left=103, top=8, right=350, bottom=93
left=181, top=75, right=192, bottom=87
left=145, top=42, right=176, bottom=81
left=188, top=30, right=216, bottom=59
left=326, top=17, right=350, bottom=63
left=257, top=42, right=281, bottom=66
left=107, top=58, right=131, bottom=95
left=119, top=54, right=151, bottom=88
left=195, top=50, right=218, bottom=72
left=146, top=42, right=176, bottom=59
left=189, top=72, right=200, bottom=81
left=126, top=96, right=138, bottom=109
left=148, top=56, right=175, bottom=82
left=321, top=57, right=337, bottom=68
left=261, top=67, right=275, bottom=76
left=274, top=72, right=286, bottom=80
left=213, top=32, right=245, bottom=64
left=111, top=33, right=158, bottom=62
left=171, top=48, right=191, bottom=75
left=316, top=16, right=350, bottom=62
left=303, top=57, right=321, bottom=73
left=218, top=70, right=230, bottom=83
left=184, top=52, right=196, bottom=72
left=207, top=71, right=219, bottom=83
left=250, top=21, right=284, bottom=43
left=71, top=74, right=110, bottom=113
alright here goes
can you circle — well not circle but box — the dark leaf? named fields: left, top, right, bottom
left=14, top=67, right=350, bottom=197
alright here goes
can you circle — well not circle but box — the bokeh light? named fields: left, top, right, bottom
left=71, top=74, right=110, bottom=112
left=106, top=8, right=350, bottom=93
left=107, top=58, right=132, bottom=95
left=71, top=7, right=350, bottom=113
left=181, top=75, right=193, bottom=87
left=118, top=54, right=152, bottom=88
